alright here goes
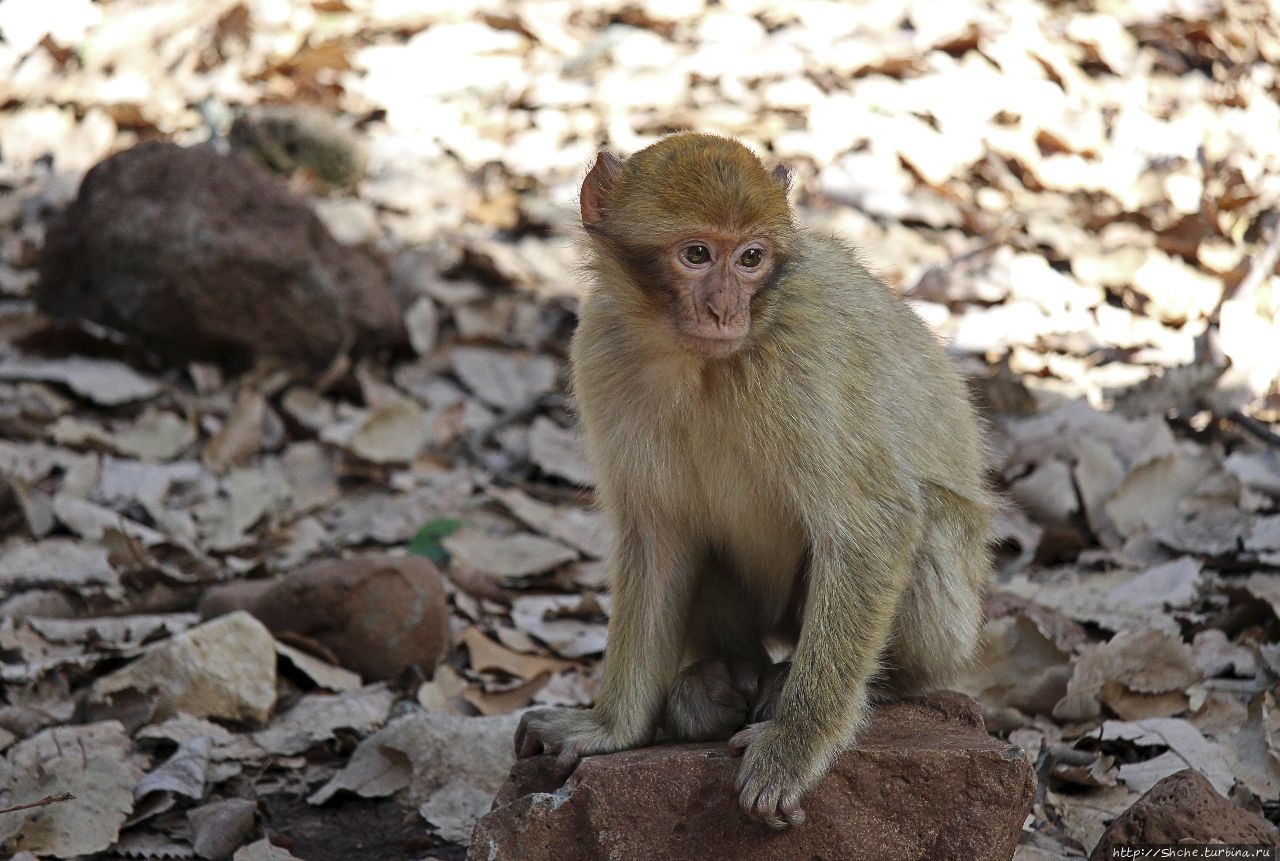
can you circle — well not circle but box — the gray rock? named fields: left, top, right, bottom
left=36, top=142, right=404, bottom=367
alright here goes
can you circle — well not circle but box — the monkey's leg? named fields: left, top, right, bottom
left=515, top=522, right=697, bottom=766
left=881, top=485, right=987, bottom=694
left=663, top=658, right=756, bottom=741
left=731, top=505, right=918, bottom=830
left=663, top=566, right=772, bottom=741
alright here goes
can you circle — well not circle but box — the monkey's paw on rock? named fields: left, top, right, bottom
left=469, top=692, right=1035, bottom=861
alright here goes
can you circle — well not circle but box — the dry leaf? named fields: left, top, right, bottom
left=0, top=721, right=141, bottom=858
left=528, top=417, right=593, bottom=486
left=203, top=391, right=266, bottom=472
left=443, top=529, right=577, bottom=581
left=348, top=398, right=430, bottom=464
left=462, top=672, right=550, bottom=716
left=252, top=685, right=394, bottom=756
left=450, top=348, right=557, bottom=411
left=461, top=626, right=571, bottom=680
left=0, top=356, right=161, bottom=406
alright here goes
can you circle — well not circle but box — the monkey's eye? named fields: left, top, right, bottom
left=682, top=245, right=711, bottom=265
left=739, top=248, right=764, bottom=268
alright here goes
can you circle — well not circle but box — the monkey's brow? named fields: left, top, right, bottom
left=663, top=229, right=769, bottom=244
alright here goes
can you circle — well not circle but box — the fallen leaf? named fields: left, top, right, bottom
left=462, top=672, right=550, bottom=716
left=252, top=685, right=394, bottom=756
left=488, top=486, right=611, bottom=558
left=461, top=626, right=571, bottom=680
left=510, top=594, right=609, bottom=658
left=134, top=735, right=211, bottom=801
left=0, top=721, right=141, bottom=858
left=450, top=347, right=557, bottom=411
left=308, top=711, right=518, bottom=810
left=419, top=779, right=497, bottom=844
left=1056, top=628, right=1201, bottom=722
left=0, top=539, right=118, bottom=591
left=274, top=641, right=362, bottom=693
left=348, top=398, right=430, bottom=464
left=1095, top=718, right=1234, bottom=796
left=443, top=529, right=577, bottom=581
left=0, top=355, right=161, bottom=406
left=528, top=417, right=593, bottom=486
left=203, top=391, right=266, bottom=472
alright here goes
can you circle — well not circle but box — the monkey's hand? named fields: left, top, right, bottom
left=514, top=708, right=638, bottom=768
left=729, top=720, right=825, bottom=830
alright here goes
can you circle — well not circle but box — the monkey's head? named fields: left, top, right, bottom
left=580, top=134, right=797, bottom=359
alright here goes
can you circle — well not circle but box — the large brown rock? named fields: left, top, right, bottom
left=1090, top=769, right=1279, bottom=860
left=199, top=555, right=448, bottom=680
left=470, top=692, right=1036, bottom=861
left=36, top=142, right=404, bottom=367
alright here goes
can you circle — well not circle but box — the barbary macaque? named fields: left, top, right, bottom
left=515, top=133, right=992, bottom=829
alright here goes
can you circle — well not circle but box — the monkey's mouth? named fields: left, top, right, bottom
left=674, top=331, right=746, bottom=359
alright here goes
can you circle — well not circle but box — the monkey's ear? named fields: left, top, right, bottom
left=581, top=151, right=622, bottom=228
left=771, top=163, right=794, bottom=194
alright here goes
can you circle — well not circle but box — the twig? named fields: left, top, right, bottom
left=1224, top=410, right=1280, bottom=449
left=1232, top=209, right=1280, bottom=303
left=0, top=792, right=75, bottom=816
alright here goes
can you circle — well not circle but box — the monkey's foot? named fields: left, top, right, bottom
left=514, top=707, right=637, bottom=768
left=664, top=659, right=753, bottom=741
left=747, top=661, right=790, bottom=723
left=729, top=720, right=819, bottom=830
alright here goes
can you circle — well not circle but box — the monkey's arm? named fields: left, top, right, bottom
left=733, top=492, right=919, bottom=829
left=515, top=520, right=696, bottom=765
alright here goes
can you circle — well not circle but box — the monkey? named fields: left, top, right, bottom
left=514, top=133, right=993, bottom=830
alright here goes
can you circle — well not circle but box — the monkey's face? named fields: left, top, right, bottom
left=661, top=233, right=778, bottom=358
left=580, top=134, right=797, bottom=361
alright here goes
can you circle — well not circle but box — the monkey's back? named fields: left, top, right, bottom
left=771, top=233, right=991, bottom=509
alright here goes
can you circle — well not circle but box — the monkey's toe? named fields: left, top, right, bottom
left=515, top=706, right=641, bottom=766
left=737, top=775, right=807, bottom=830
left=732, top=720, right=813, bottom=830
left=515, top=709, right=559, bottom=757
left=663, top=659, right=750, bottom=741
left=728, top=720, right=766, bottom=754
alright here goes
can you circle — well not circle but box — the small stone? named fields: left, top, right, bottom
left=470, top=693, right=1035, bottom=861
left=88, top=611, right=277, bottom=727
left=1089, top=769, right=1279, bottom=860
left=200, top=555, right=449, bottom=680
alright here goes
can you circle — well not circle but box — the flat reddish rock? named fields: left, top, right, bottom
left=1090, top=769, right=1279, bottom=860
left=470, top=692, right=1035, bottom=861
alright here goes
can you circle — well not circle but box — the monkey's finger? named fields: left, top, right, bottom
left=753, top=792, right=789, bottom=831
left=728, top=721, right=766, bottom=755
left=779, top=794, right=806, bottom=828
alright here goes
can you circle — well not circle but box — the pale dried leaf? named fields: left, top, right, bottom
left=443, top=529, right=577, bottom=581
left=0, top=356, right=161, bottom=406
